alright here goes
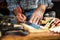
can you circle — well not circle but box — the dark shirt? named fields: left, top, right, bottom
left=0, top=0, right=9, bottom=15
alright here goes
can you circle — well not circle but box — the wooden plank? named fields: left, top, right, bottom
left=1, top=32, right=60, bottom=40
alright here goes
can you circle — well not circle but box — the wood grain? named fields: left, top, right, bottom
left=1, top=31, right=60, bottom=40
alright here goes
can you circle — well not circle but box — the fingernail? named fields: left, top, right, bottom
left=29, top=21, right=32, bottom=23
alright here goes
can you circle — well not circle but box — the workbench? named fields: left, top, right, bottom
left=1, top=31, right=60, bottom=40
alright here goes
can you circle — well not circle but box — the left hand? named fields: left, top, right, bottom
left=29, top=11, right=43, bottom=24
left=16, top=13, right=26, bottom=23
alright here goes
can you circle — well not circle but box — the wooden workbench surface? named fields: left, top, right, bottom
left=1, top=31, right=60, bottom=40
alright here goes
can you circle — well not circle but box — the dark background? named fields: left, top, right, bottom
left=45, top=0, right=60, bottom=18
left=52, top=0, right=60, bottom=18
left=0, top=0, right=60, bottom=18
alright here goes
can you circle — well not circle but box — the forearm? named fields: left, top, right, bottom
left=35, top=4, right=47, bottom=15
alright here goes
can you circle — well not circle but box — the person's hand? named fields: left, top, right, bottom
left=29, top=11, right=43, bottom=24
left=16, top=13, right=26, bottom=23
left=29, top=4, right=47, bottom=24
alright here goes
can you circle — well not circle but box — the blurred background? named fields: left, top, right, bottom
left=45, top=0, right=60, bottom=18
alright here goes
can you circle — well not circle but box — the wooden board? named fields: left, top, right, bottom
left=1, top=31, right=60, bottom=40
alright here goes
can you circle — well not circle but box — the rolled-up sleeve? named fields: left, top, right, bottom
left=38, top=0, right=53, bottom=9
left=38, top=0, right=52, bottom=6
left=6, top=0, right=19, bottom=11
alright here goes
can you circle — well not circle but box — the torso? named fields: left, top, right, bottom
left=19, top=0, right=39, bottom=10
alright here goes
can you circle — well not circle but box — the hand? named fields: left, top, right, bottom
left=29, top=11, right=43, bottom=24
left=16, top=13, right=26, bottom=23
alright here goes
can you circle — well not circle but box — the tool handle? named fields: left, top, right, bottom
left=18, top=6, right=22, bottom=15
left=54, top=20, right=60, bottom=26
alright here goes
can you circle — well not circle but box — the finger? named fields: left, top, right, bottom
left=19, top=14, right=24, bottom=20
left=16, top=15, right=22, bottom=22
left=16, top=15, right=22, bottom=20
left=20, top=14, right=26, bottom=21
left=16, top=15, right=24, bottom=22
left=35, top=18, right=40, bottom=24
left=38, top=19, right=42, bottom=24
left=21, top=14, right=25, bottom=18
left=33, top=15, right=41, bottom=24
left=29, top=15, right=35, bottom=23
left=18, top=14, right=25, bottom=21
left=22, top=14, right=26, bottom=21
left=32, top=16, right=38, bottom=24
left=38, top=14, right=43, bottom=21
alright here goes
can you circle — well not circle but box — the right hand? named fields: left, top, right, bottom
left=16, top=13, right=26, bottom=23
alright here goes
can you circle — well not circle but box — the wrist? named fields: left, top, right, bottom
left=13, top=7, right=20, bottom=16
left=37, top=4, right=46, bottom=14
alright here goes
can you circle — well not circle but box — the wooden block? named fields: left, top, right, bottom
left=20, top=23, right=48, bottom=33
